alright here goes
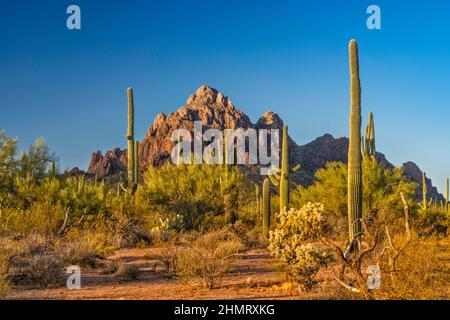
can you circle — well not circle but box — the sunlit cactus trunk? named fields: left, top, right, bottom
left=255, top=184, right=261, bottom=216
left=279, top=125, right=289, bottom=211
left=134, top=140, right=139, bottom=183
left=223, top=131, right=237, bottom=223
left=49, top=161, right=56, bottom=178
left=268, top=124, right=299, bottom=212
left=446, top=178, right=449, bottom=213
left=347, top=40, right=363, bottom=242
left=127, top=87, right=136, bottom=190
left=262, top=178, right=270, bottom=238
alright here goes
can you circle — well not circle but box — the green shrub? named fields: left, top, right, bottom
left=142, top=163, right=248, bottom=231
left=291, top=161, right=417, bottom=236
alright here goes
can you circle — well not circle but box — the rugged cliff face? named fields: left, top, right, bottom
left=85, top=85, right=443, bottom=199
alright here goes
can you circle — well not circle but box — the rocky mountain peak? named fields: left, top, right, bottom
left=256, top=112, right=284, bottom=129
left=85, top=85, right=444, bottom=200
left=186, top=85, right=234, bottom=109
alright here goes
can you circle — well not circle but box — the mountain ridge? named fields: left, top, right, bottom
left=83, top=85, right=444, bottom=201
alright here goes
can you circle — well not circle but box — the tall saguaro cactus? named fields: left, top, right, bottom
left=419, top=172, right=432, bottom=211
left=262, top=178, right=270, bottom=238
left=268, top=124, right=300, bottom=212
left=126, top=87, right=137, bottom=192
left=446, top=177, right=449, bottom=212
left=347, top=39, right=363, bottom=243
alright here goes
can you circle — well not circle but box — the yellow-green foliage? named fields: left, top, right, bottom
left=142, top=163, right=249, bottom=231
left=269, top=203, right=332, bottom=290
left=291, top=161, right=417, bottom=235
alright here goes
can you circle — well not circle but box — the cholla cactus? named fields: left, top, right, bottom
left=268, top=203, right=332, bottom=290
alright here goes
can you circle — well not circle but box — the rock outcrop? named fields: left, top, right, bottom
left=86, top=85, right=443, bottom=199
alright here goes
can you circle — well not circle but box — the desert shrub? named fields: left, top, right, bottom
left=101, top=259, right=121, bottom=275
left=0, top=275, right=9, bottom=298
left=14, top=255, right=64, bottom=288
left=177, top=229, right=244, bottom=289
left=150, top=245, right=184, bottom=278
left=142, top=163, right=249, bottom=231
left=378, top=234, right=449, bottom=299
left=291, top=161, right=417, bottom=236
left=114, top=263, right=140, bottom=281
left=269, top=203, right=333, bottom=291
left=3, top=202, right=67, bottom=238
left=0, top=243, right=11, bottom=298
left=56, top=236, right=100, bottom=268
left=414, top=209, right=448, bottom=236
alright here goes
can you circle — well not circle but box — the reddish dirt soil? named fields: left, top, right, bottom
left=8, top=248, right=342, bottom=300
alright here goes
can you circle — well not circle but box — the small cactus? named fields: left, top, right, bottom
left=49, top=161, right=56, bottom=178
left=362, top=112, right=376, bottom=161
left=262, top=178, right=270, bottom=238
left=419, top=172, right=432, bottom=211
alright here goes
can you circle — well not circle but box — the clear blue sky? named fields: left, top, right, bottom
left=1, top=0, right=450, bottom=193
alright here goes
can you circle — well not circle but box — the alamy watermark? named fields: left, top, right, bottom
left=171, top=121, right=280, bottom=175
left=66, top=5, right=81, bottom=30
left=66, top=265, right=81, bottom=289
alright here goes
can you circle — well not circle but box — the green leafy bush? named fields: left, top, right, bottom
left=142, top=163, right=248, bottom=231
left=291, top=161, right=417, bottom=235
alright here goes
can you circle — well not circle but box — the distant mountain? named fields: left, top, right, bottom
left=84, top=85, right=443, bottom=201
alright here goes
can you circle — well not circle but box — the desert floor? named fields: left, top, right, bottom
left=7, top=248, right=348, bottom=300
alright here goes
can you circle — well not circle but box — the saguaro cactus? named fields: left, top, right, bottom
left=49, top=161, right=56, bottom=178
left=362, top=112, right=376, bottom=160
left=134, top=140, right=139, bottom=183
left=419, top=172, right=432, bottom=211
left=347, top=39, right=363, bottom=243
left=262, top=178, right=270, bottom=238
left=446, top=178, right=449, bottom=212
left=127, top=88, right=135, bottom=185
left=255, top=184, right=261, bottom=216
left=268, top=124, right=300, bottom=212
left=222, top=131, right=238, bottom=223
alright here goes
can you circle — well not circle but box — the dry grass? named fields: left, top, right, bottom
left=177, top=229, right=245, bottom=289
left=377, top=234, right=449, bottom=299
left=114, top=263, right=140, bottom=281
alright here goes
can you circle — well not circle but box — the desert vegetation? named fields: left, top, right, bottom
left=0, top=40, right=448, bottom=300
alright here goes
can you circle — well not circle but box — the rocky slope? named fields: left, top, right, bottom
left=85, top=85, right=443, bottom=200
